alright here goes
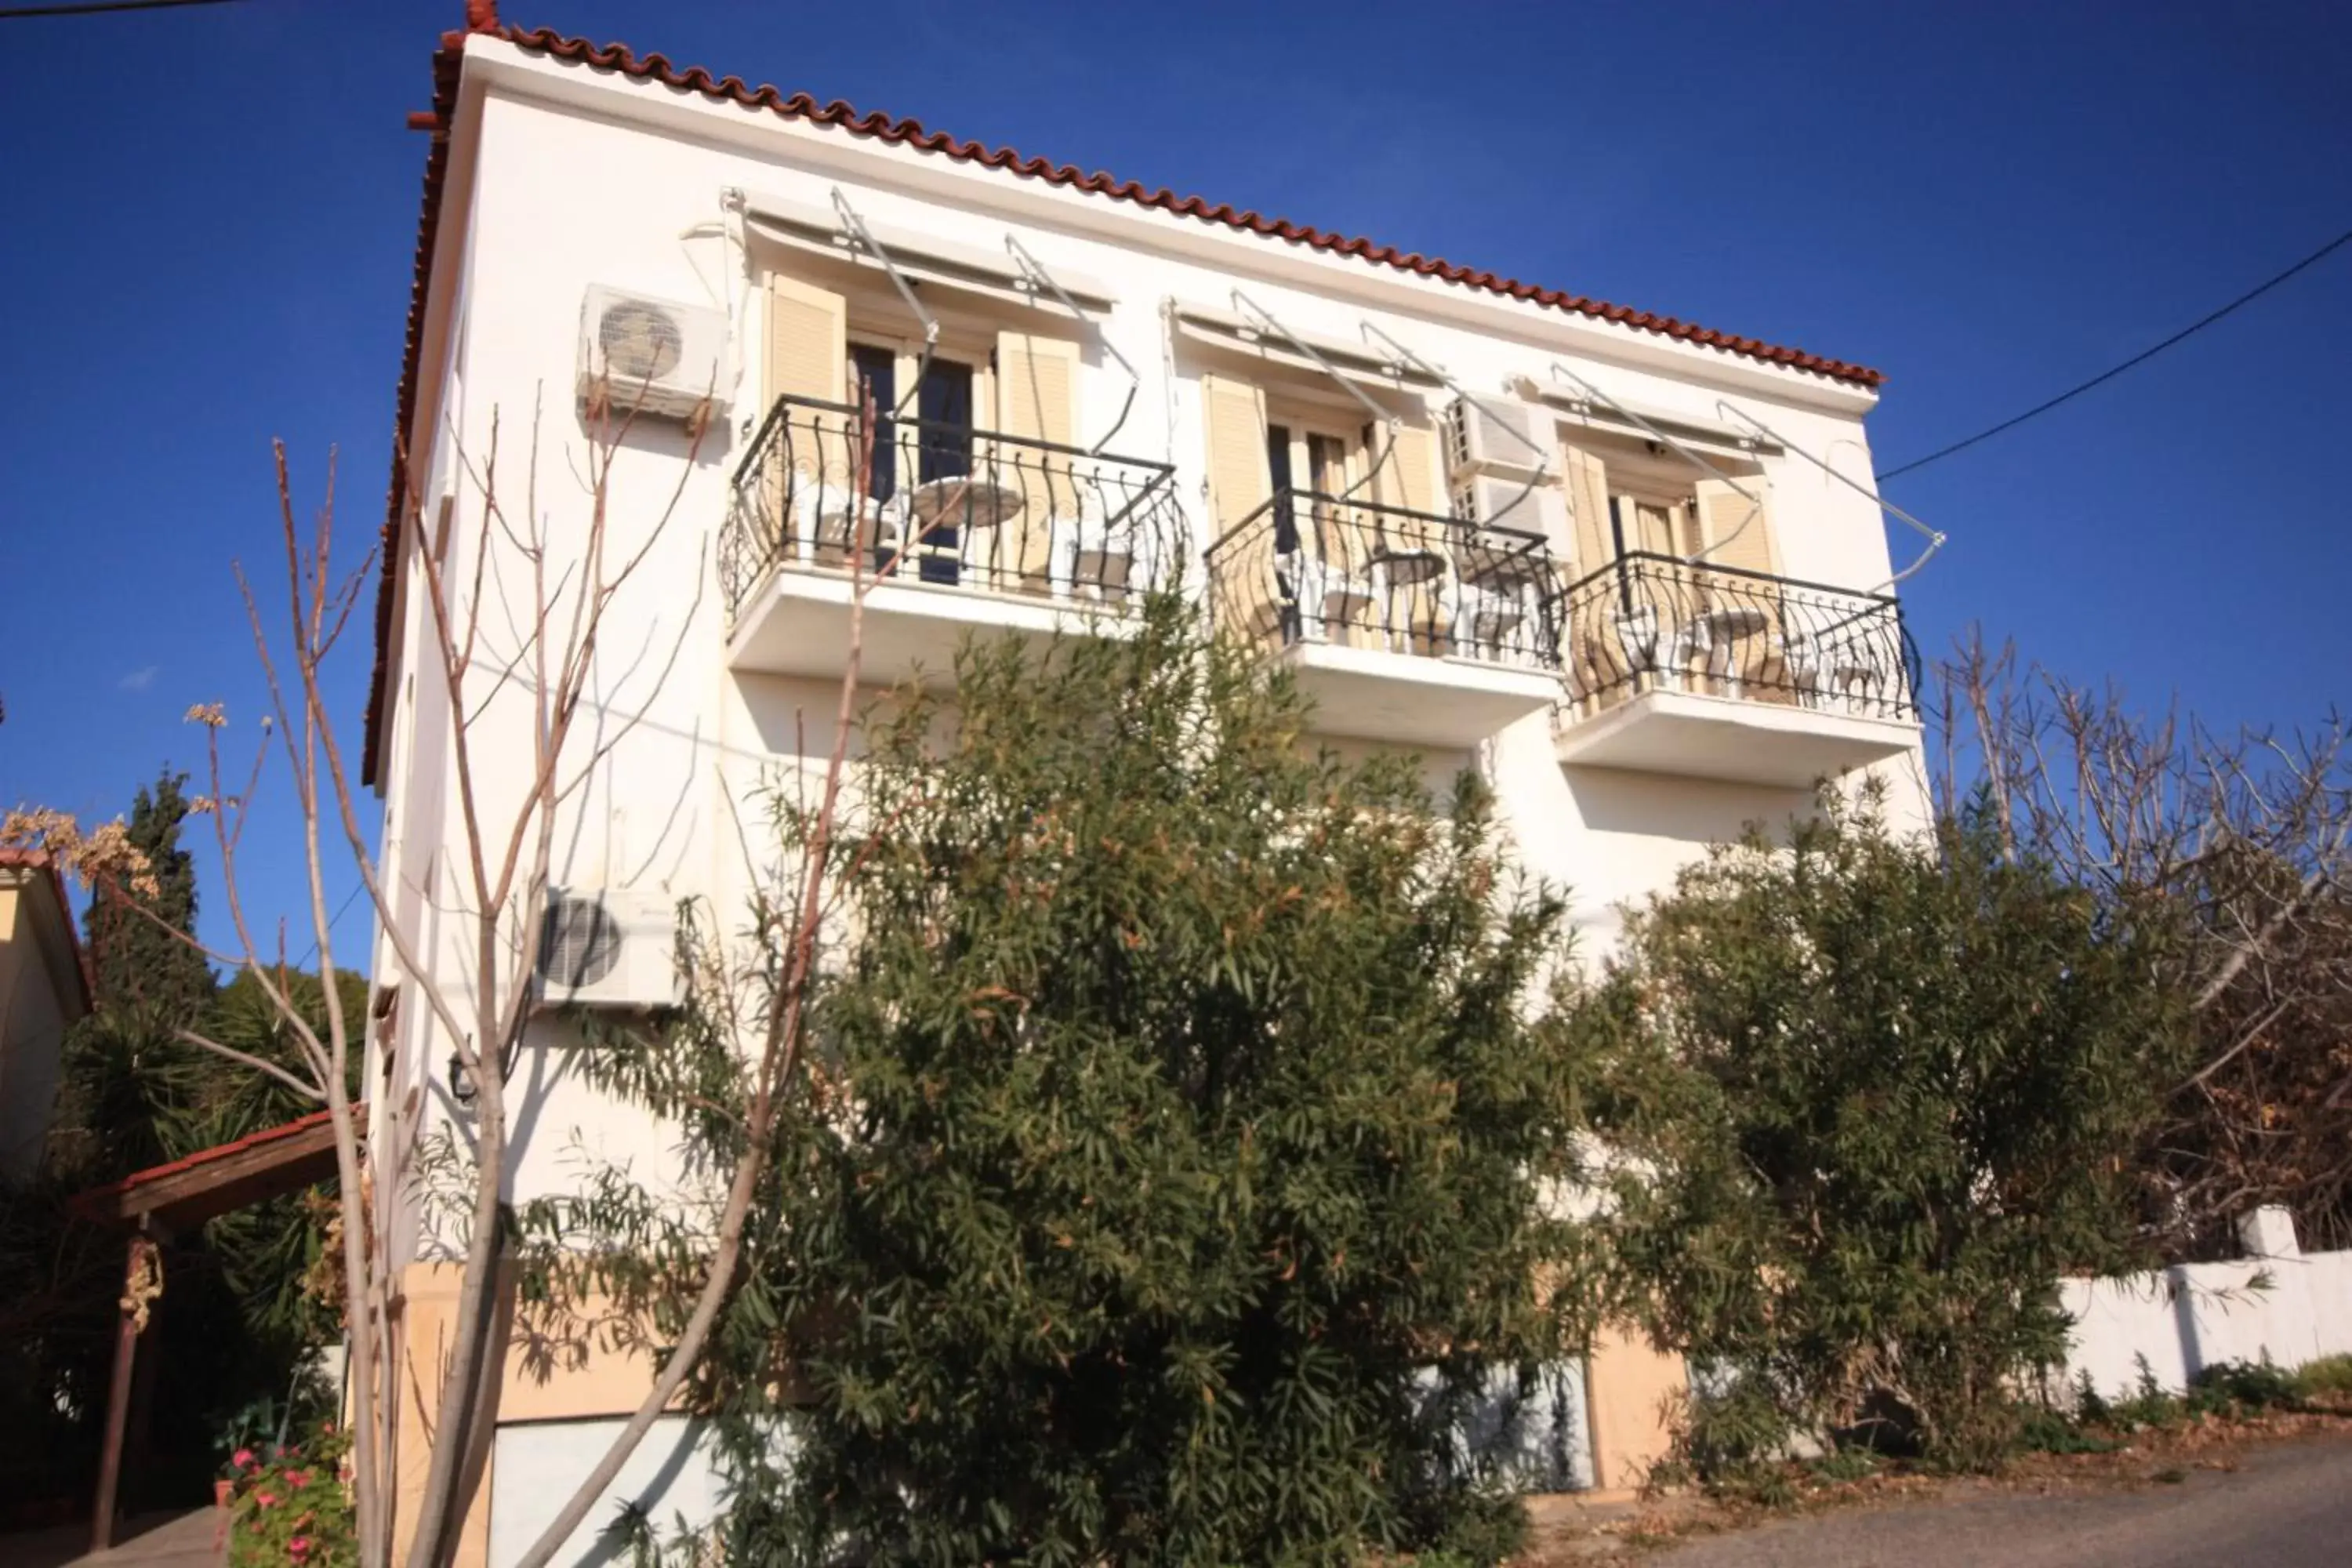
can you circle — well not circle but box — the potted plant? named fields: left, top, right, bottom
left=210, top=1397, right=279, bottom=1552
left=212, top=1399, right=279, bottom=1510
left=226, top=1422, right=354, bottom=1568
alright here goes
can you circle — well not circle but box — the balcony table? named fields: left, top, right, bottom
left=1365, top=544, right=1451, bottom=655
left=909, top=475, right=1025, bottom=531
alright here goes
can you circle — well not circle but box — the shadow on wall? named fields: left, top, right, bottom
left=1308, top=734, right=1477, bottom=804
left=1451, top=1361, right=1595, bottom=1494
left=576, top=399, right=736, bottom=469
left=1563, top=766, right=1817, bottom=848
left=2170, top=1265, right=2210, bottom=1385
left=489, top=1414, right=725, bottom=1567
left=731, top=670, right=959, bottom=763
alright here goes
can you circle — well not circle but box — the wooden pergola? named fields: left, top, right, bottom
left=68, top=1106, right=365, bottom=1554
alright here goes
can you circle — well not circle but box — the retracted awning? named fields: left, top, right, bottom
left=1171, top=303, right=1445, bottom=389
left=745, top=198, right=1116, bottom=313
left=1530, top=381, right=1777, bottom=459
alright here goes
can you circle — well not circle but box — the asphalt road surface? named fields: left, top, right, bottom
left=1647, top=1437, right=2352, bottom=1567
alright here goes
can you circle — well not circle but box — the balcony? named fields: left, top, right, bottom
left=1204, top=489, right=1565, bottom=748
left=1550, top=553, right=1920, bottom=787
left=719, top=396, right=1183, bottom=685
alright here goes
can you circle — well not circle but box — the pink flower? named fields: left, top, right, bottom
left=289, top=1537, right=310, bottom=1559
left=287, top=1470, right=310, bottom=1490
left=256, top=1491, right=278, bottom=1508
left=232, top=1449, right=255, bottom=1469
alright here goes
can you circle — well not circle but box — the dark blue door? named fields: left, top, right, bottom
left=916, top=359, right=975, bottom=585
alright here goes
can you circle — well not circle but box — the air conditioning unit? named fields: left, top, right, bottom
left=1452, top=473, right=1566, bottom=560
left=1441, top=395, right=1554, bottom=481
left=576, top=286, right=729, bottom=424
left=532, top=887, right=682, bottom=1011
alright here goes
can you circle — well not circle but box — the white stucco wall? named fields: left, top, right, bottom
left=489, top=1416, right=723, bottom=1567
left=376, top=35, right=1928, bottom=1239
left=2056, top=1210, right=2352, bottom=1400
left=0, top=881, right=74, bottom=1181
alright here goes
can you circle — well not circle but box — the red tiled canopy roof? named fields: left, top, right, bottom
left=71, top=1107, right=365, bottom=1231
left=364, top=8, right=1886, bottom=783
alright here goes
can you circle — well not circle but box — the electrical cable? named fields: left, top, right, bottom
left=0, top=0, right=245, bottom=20
left=1882, top=225, right=2352, bottom=481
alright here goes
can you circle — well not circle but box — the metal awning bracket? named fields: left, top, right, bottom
left=829, top=187, right=935, bottom=416
left=1711, top=399, right=1948, bottom=590
left=1363, top=323, right=1554, bottom=522
left=1550, top=362, right=1759, bottom=568
left=1229, top=289, right=1394, bottom=502
left=1006, top=234, right=1138, bottom=453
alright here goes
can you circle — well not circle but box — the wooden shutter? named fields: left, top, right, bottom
left=1201, top=374, right=1276, bottom=643
left=1559, top=443, right=1621, bottom=705
left=763, top=272, right=848, bottom=489
left=1696, top=477, right=1777, bottom=577
left=1367, top=419, right=1450, bottom=653
left=1560, top=444, right=1615, bottom=576
left=1370, top=418, right=1443, bottom=514
left=993, top=329, right=1082, bottom=593
left=1695, top=477, right=1782, bottom=700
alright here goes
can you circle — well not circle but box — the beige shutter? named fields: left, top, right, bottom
left=1366, top=419, right=1450, bottom=653
left=1694, top=477, right=1781, bottom=700
left=1695, top=477, right=1777, bottom=577
left=763, top=273, right=849, bottom=499
left=1200, top=373, right=1276, bottom=643
left=1560, top=444, right=1615, bottom=577
left=1370, top=418, right=1443, bottom=515
left=993, top=329, right=1083, bottom=593
left=1559, top=443, right=1621, bottom=705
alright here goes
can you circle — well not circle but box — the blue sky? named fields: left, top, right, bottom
left=2, top=0, right=2347, bottom=957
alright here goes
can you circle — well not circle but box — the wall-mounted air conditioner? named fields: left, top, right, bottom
left=576, top=286, right=729, bottom=424
left=532, top=887, right=682, bottom=1011
left=1441, top=395, right=1555, bottom=482
left=1452, top=474, right=1566, bottom=560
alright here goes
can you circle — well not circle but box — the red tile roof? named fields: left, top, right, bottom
left=69, top=1105, right=365, bottom=1228
left=364, top=8, right=1886, bottom=783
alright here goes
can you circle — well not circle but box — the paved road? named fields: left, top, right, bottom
left=1647, top=1438, right=2352, bottom=1567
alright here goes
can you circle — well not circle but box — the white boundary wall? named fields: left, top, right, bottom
left=2056, top=1207, right=2352, bottom=1400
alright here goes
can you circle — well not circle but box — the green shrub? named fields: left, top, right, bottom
left=688, top=601, right=1592, bottom=1566
left=2292, top=1354, right=2352, bottom=1399
left=2016, top=1405, right=2120, bottom=1454
left=2190, top=1357, right=2303, bottom=1415
left=1574, top=792, right=2191, bottom=1477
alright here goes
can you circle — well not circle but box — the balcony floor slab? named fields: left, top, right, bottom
left=1554, top=687, right=1918, bottom=786
left=727, top=569, right=1142, bottom=685
left=1282, top=640, right=1561, bottom=749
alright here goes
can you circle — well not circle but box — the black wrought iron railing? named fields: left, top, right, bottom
left=720, top=395, right=1184, bottom=622
left=1550, top=552, right=1918, bottom=720
left=1203, top=488, right=1563, bottom=670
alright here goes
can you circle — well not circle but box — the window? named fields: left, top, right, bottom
left=1610, top=492, right=1703, bottom=560
left=915, top=357, right=975, bottom=585
left=1267, top=422, right=1296, bottom=550
left=848, top=343, right=898, bottom=509
left=846, top=341, right=984, bottom=584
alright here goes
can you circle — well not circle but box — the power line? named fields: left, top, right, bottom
left=0, top=0, right=244, bottom=18
left=295, top=880, right=366, bottom=971
left=1881, top=223, right=2352, bottom=482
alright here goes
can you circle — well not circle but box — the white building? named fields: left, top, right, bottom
left=365, top=13, right=1931, bottom=1560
